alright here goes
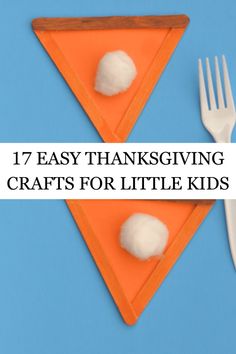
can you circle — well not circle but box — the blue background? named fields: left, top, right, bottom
left=0, top=0, right=236, bottom=353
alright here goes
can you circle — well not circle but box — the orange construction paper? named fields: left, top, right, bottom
left=32, top=15, right=189, bottom=142
left=32, top=16, right=214, bottom=325
left=67, top=199, right=213, bottom=325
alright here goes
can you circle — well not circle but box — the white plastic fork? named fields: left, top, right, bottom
left=198, top=55, right=236, bottom=269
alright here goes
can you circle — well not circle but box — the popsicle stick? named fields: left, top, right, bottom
left=175, top=199, right=214, bottom=204
left=32, top=15, right=189, bottom=31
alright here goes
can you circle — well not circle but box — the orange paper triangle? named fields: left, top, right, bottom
left=32, top=15, right=189, bottom=142
left=32, top=15, right=213, bottom=325
left=67, top=199, right=213, bottom=325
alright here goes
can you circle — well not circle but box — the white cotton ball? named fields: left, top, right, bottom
left=95, top=50, right=137, bottom=96
left=120, top=213, right=169, bottom=261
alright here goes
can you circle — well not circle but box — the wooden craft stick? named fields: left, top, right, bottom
left=32, top=15, right=190, bottom=31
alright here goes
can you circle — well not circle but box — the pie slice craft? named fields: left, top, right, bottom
left=32, top=15, right=212, bottom=325
left=32, top=15, right=189, bottom=142
left=66, top=199, right=214, bottom=325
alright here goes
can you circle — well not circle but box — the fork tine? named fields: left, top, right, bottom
left=222, top=55, right=235, bottom=110
left=215, top=56, right=225, bottom=109
left=198, top=59, right=208, bottom=114
left=206, top=58, right=216, bottom=110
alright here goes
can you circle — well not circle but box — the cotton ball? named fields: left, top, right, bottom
left=95, top=50, right=137, bottom=96
left=120, top=213, right=169, bottom=261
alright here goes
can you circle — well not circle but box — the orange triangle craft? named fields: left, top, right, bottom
left=67, top=199, right=214, bottom=325
left=32, top=15, right=214, bottom=325
left=32, top=15, right=189, bottom=142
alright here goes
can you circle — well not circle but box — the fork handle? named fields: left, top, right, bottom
left=224, top=199, right=236, bottom=268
